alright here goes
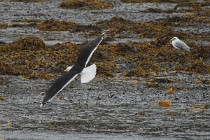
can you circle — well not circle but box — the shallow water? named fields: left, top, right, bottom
left=0, top=73, right=210, bottom=140
left=0, top=0, right=209, bottom=45
left=0, top=130, right=180, bottom=140
left=0, top=0, right=189, bottom=45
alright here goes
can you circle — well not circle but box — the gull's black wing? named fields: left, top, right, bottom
left=76, top=33, right=104, bottom=67
left=41, top=67, right=81, bottom=106
left=40, top=32, right=105, bottom=106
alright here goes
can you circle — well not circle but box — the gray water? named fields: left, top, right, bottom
left=0, top=0, right=190, bottom=45
left=0, top=73, right=210, bottom=140
left=0, top=0, right=209, bottom=45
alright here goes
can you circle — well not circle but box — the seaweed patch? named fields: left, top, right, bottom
left=0, top=35, right=209, bottom=79
left=10, top=0, right=44, bottom=2
left=59, top=0, right=113, bottom=10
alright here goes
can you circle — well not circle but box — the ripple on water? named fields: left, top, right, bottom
left=0, top=74, right=210, bottom=139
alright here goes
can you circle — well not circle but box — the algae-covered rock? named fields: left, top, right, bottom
left=10, top=0, right=44, bottom=2
left=59, top=0, right=113, bottom=10
left=37, top=19, right=78, bottom=31
left=13, top=35, right=45, bottom=50
left=0, top=34, right=209, bottom=79
left=0, top=24, right=8, bottom=29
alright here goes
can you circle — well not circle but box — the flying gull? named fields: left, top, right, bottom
left=40, top=32, right=105, bottom=107
left=171, top=37, right=190, bottom=52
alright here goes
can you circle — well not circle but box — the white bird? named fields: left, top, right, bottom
left=171, top=37, right=190, bottom=52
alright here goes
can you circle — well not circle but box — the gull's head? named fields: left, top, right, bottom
left=171, top=37, right=178, bottom=42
